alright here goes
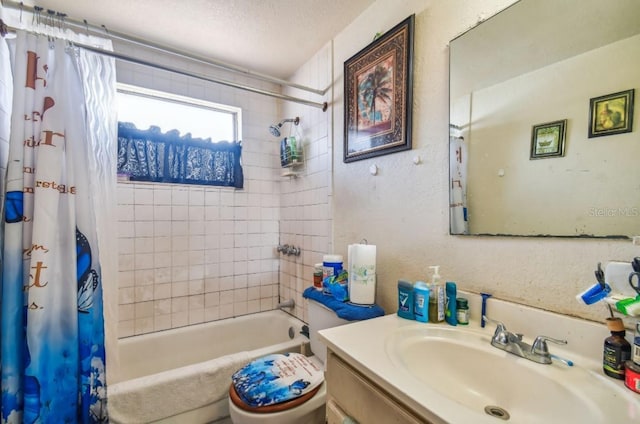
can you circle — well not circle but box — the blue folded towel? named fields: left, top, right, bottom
left=303, top=287, right=385, bottom=321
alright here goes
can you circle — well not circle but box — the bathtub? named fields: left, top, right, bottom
left=108, top=310, right=309, bottom=424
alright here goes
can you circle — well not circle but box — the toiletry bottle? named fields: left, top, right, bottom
left=633, top=321, right=640, bottom=366
left=288, top=136, right=298, bottom=162
left=322, top=254, right=343, bottom=280
left=313, top=263, right=323, bottom=290
left=445, top=282, right=458, bottom=326
left=414, top=281, right=430, bottom=323
left=456, top=298, right=469, bottom=325
left=428, top=266, right=445, bottom=323
left=397, top=280, right=415, bottom=320
left=280, top=138, right=290, bottom=166
left=603, top=317, right=631, bottom=380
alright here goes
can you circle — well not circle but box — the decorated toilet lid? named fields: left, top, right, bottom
left=231, top=353, right=324, bottom=408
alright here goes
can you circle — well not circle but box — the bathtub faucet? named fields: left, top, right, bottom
left=277, top=299, right=295, bottom=309
left=276, top=244, right=301, bottom=256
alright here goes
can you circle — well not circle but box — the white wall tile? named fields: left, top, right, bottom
left=154, top=187, right=172, bottom=205
left=154, top=315, right=172, bottom=332
left=154, top=205, right=171, bottom=220
left=118, top=271, right=134, bottom=288
left=171, top=187, right=189, bottom=205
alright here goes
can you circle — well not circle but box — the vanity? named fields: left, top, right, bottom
left=318, top=294, right=639, bottom=423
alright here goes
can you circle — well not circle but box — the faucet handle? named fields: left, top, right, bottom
left=532, top=335, right=567, bottom=356
left=482, top=315, right=506, bottom=331
left=483, top=316, right=509, bottom=345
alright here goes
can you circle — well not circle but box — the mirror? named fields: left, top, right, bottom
left=449, top=0, right=640, bottom=238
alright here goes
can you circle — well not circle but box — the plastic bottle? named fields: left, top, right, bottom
left=603, top=317, right=631, bottom=380
left=313, top=263, right=323, bottom=290
left=428, top=266, right=445, bottom=323
left=280, top=138, right=290, bottom=166
left=397, top=280, right=415, bottom=320
left=322, top=254, right=343, bottom=280
left=456, top=298, right=469, bottom=325
left=445, top=282, right=457, bottom=326
left=288, top=136, right=298, bottom=162
left=634, top=321, right=640, bottom=366
left=413, top=281, right=430, bottom=323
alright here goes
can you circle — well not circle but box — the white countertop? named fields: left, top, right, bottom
left=318, top=302, right=639, bottom=424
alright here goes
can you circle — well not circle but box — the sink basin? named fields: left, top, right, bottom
left=385, top=326, right=628, bottom=423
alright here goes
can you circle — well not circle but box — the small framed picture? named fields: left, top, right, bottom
left=530, top=119, right=567, bottom=160
left=588, top=89, right=634, bottom=138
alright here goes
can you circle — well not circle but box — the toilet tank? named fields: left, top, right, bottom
left=308, top=299, right=351, bottom=366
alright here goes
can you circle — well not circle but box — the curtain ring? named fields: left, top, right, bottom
left=56, top=12, right=66, bottom=31
left=33, top=6, right=42, bottom=26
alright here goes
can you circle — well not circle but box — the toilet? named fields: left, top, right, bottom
left=228, top=299, right=352, bottom=424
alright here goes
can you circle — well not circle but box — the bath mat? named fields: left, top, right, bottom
left=231, top=353, right=323, bottom=407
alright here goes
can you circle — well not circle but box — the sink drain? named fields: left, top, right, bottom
left=484, top=405, right=510, bottom=420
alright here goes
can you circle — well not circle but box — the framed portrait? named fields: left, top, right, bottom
left=530, top=119, right=567, bottom=160
left=588, top=89, right=635, bottom=138
left=343, top=15, right=414, bottom=163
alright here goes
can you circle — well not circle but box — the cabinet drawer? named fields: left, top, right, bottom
left=326, top=351, right=428, bottom=424
left=326, top=399, right=350, bottom=424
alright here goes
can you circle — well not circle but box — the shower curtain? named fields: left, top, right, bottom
left=449, top=135, right=469, bottom=234
left=1, top=28, right=116, bottom=423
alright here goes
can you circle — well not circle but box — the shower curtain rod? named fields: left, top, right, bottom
left=1, top=0, right=329, bottom=111
left=82, top=44, right=329, bottom=110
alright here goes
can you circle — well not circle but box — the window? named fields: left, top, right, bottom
left=116, top=84, right=243, bottom=188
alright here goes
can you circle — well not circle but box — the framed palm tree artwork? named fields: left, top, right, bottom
left=344, top=15, right=414, bottom=163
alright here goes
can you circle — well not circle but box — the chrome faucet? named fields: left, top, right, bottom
left=483, top=316, right=573, bottom=366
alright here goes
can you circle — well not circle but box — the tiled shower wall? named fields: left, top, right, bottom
left=115, top=42, right=283, bottom=337
left=278, top=43, right=333, bottom=323
left=116, top=183, right=280, bottom=337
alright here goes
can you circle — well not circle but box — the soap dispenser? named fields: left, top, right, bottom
left=428, top=266, right=445, bottom=323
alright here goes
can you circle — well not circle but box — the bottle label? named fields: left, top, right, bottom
left=634, top=341, right=640, bottom=365
left=399, top=291, right=410, bottom=312
left=603, top=344, right=630, bottom=377
left=457, top=309, right=469, bottom=325
left=437, top=287, right=445, bottom=321
left=415, top=294, right=425, bottom=318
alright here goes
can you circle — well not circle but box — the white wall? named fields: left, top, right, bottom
left=466, top=34, right=640, bottom=236
left=326, top=0, right=639, bottom=324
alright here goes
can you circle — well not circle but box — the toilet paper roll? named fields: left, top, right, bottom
left=348, top=244, right=377, bottom=305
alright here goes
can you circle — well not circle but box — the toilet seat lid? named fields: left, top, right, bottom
left=231, top=353, right=324, bottom=408
left=229, top=382, right=322, bottom=413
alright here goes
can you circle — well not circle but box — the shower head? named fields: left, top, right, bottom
left=268, top=117, right=300, bottom=137
left=269, top=124, right=283, bottom=137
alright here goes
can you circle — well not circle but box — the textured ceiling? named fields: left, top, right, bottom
left=13, top=0, right=375, bottom=79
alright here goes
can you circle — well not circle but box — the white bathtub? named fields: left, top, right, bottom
left=108, top=310, right=309, bottom=424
